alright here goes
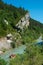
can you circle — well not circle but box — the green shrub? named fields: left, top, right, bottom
left=0, top=58, right=7, bottom=65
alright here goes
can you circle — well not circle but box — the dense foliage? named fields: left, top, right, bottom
left=0, top=58, right=7, bottom=65
left=29, top=18, right=43, bottom=34
left=0, top=1, right=43, bottom=65
left=0, top=0, right=43, bottom=38
left=9, top=45, right=43, bottom=65
left=20, top=18, right=43, bottom=43
left=0, top=45, right=43, bottom=65
left=0, top=0, right=27, bottom=37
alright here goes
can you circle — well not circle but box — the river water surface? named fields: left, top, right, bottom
left=0, top=45, right=26, bottom=61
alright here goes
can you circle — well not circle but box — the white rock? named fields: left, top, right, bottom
left=0, top=51, right=3, bottom=54
left=7, top=33, right=12, bottom=37
left=7, top=40, right=12, bottom=43
left=4, top=19, right=8, bottom=25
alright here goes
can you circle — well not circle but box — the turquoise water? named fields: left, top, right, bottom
left=0, top=45, right=26, bottom=61
left=0, top=36, right=43, bottom=62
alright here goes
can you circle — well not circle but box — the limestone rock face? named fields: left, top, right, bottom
left=0, top=51, right=3, bottom=54
left=16, top=13, right=30, bottom=30
left=4, top=19, right=8, bottom=25
left=0, top=38, right=11, bottom=50
left=0, top=34, right=12, bottom=50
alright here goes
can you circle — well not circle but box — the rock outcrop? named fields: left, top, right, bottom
left=16, top=13, right=30, bottom=30
left=0, top=33, right=12, bottom=50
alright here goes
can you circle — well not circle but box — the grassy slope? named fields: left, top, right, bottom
left=20, top=18, right=43, bottom=44
left=0, top=1, right=43, bottom=65
left=0, top=0, right=43, bottom=40
left=0, top=0, right=27, bottom=37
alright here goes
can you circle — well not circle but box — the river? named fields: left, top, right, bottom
left=0, top=45, right=26, bottom=61
left=0, top=36, right=43, bottom=62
